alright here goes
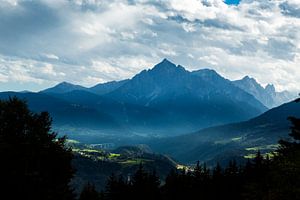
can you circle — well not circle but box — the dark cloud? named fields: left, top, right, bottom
left=0, top=1, right=62, bottom=55
left=266, top=38, right=296, bottom=60
left=168, top=15, right=244, bottom=31
left=280, top=1, right=300, bottom=18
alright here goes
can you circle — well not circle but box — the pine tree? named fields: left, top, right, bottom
left=104, top=174, right=128, bottom=200
left=224, top=160, right=241, bottom=200
left=212, top=162, right=224, bottom=200
left=79, top=183, right=100, bottom=200
left=130, top=164, right=160, bottom=200
left=244, top=98, right=300, bottom=200
left=0, top=97, right=74, bottom=200
left=268, top=107, right=300, bottom=200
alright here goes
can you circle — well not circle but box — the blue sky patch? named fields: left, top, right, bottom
left=225, top=0, right=241, bottom=5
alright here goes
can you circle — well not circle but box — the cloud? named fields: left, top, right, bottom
left=0, top=0, right=299, bottom=93
left=280, top=1, right=300, bottom=18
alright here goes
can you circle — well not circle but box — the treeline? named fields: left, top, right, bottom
left=0, top=97, right=299, bottom=200
left=79, top=111, right=300, bottom=200
left=80, top=149, right=298, bottom=200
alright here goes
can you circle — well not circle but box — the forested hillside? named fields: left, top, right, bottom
left=1, top=98, right=300, bottom=200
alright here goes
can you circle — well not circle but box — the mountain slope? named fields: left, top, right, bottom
left=72, top=144, right=177, bottom=193
left=149, top=98, right=300, bottom=164
left=3, top=59, right=272, bottom=137
left=41, top=82, right=88, bottom=94
left=0, top=92, right=119, bottom=131
left=106, top=59, right=267, bottom=133
left=45, top=90, right=165, bottom=133
left=233, top=76, right=296, bottom=108
left=42, top=80, right=129, bottom=96
left=89, top=79, right=129, bottom=95
left=3, top=59, right=269, bottom=137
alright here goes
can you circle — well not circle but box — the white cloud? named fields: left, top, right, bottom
left=0, top=0, right=299, bottom=92
left=42, top=53, right=60, bottom=60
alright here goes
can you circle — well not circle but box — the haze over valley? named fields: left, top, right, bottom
left=1, top=1, right=300, bottom=199
left=0, top=59, right=298, bottom=164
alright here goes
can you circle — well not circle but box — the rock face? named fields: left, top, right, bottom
left=4, top=59, right=275, bottom=136
left=233, top=76, right=296, bottom=108
left=104, top=59, right=267, bottom=133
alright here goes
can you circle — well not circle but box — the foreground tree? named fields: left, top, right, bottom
left=267, top=114, right=300, bottom=200
left=0, top=97, right=74, bottom=200
left=130, top=164, right=161, bottom=200
left=243, top=98, right=300, bottom=200
left=79, top=183, right=101, bottom=200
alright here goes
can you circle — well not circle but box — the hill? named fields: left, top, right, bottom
left=0, top=92, right=120, bottom=131
left=70, top=143, right=177, bottom=193
left=148, top=98, right=300, bottom=165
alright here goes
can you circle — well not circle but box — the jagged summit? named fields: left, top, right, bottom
left=162, top=58, right=172, bottom=64
left=58, top=81, right=74, bottom=86
left=242, top=75, right=251, bottom=80
left=241, top=75, right=257, bottom=83
left=151, top=58, right=185, bottom=73
left=265, top=84, right=275, bottom=93
left=233, top=76, right=295, bottom=108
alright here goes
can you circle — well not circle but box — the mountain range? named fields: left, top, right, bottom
left=233, top=76, right=294, bottom=108
left=41, top=59, right=295, bottom=109
left=0, top=58, right=298, bottom=164
left=0, top=59, right=296, bottom=139
left=148, top=98, right=300, bottom=164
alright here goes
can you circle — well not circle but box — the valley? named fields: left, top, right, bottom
left=0, top=59, right=298, bottom=167
left=69, top=140, right=177, bottom=192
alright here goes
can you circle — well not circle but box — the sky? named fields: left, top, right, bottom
left=0, top=0, right=299, bottom=92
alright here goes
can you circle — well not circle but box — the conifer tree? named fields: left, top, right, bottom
left=130, top=164, right=160, bottom=200
left=104, top=174, right=128, bottom=200
left=0, top=97, right=74, bottom=200
left=268, top=100, right=300, bottom=200
left=79, top=183, right=100, bottom=200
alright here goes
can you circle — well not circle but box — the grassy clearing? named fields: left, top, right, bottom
left=66, top=139, right=80, bottom=144
left=244, top=144, right=279, bottom=159
left=244, top=151, right=278, bottom=159
left=231, top=137, right=242, bottom=141
left=119, top=158, right=153, bottom=166
left=176, top=164, right=187, bottom=170
left=245, top=144, right=279, bottom=151
left=108, top=153, right=121, bottom=159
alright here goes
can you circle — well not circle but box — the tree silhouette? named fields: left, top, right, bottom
left=79, top=183, right=101, bottom=200
left=0, top=97, right=74, bottom=200
left=104, top=173, right=130, bottom=200
left=211, top=162, right=224, bottom=199
left=268, top=108, right=300, bottom=200
left=243, top=99, right=300, bottom=200
left=130, top=164, right=160, bottom=200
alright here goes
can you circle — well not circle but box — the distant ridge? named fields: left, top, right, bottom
left=233, top=76, right=296, bottom=108
left=41, top=82, right=87, bottom=94
left=41, top=80, right=129, bottom=96
left=89, top=79, right=129, bottom=95
left=149, top=98, right=300, bottom=164
left=3, top=58, right=295, bottom=137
